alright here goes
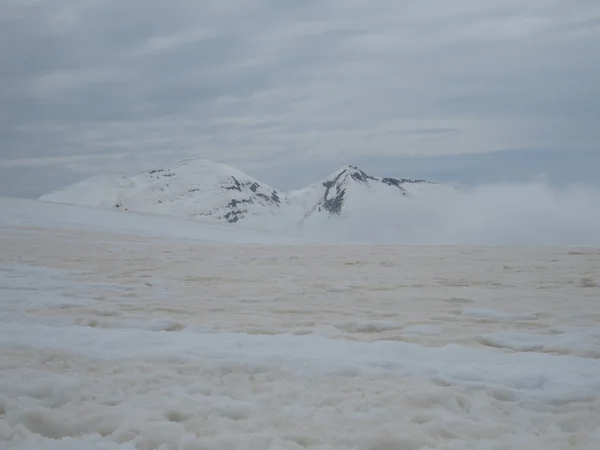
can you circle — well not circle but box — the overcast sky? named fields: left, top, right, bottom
left=1, top=0, right=599, bottom=197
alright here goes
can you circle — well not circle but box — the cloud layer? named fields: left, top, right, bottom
left=322, top=182, right=600, bottom=246
left=1, top=0, right=599, bottom=194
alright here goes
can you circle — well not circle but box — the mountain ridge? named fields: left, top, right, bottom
left=40, top=158, right=452, bottom=228
left=309, top=164, right=435, bottom=216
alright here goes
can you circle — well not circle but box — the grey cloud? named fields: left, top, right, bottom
left=1, top=0, right=599, bottom=197
left=400, top=128, right=459, bottom=136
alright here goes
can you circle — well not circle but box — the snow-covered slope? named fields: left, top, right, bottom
left=0, top=197, right=314, bottom=244
left=291, top=165, right=452, bottom=224
left=40, top=159, right=455, bottom=230
left=41, top=159, right=285, bottom=226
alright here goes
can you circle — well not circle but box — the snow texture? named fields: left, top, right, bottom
left=1, top=199, right=600, bottom=449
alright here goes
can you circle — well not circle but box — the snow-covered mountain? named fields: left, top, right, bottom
left=291, top=165, right=446, bottom=223
left=40, top=159, right=285, bottom=226
left=40, top=159, right=455, bottom=229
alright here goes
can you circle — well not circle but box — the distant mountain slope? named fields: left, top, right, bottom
left=40, top=158, right=455, bottom=228
left=41, top=159, right=285, bottom=225
left=290, top=165, right=444, bottom=223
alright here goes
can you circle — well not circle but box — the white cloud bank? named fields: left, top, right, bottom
left=320, top=182, right=600, bottom=246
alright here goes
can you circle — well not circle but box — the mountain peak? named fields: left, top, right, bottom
left=323, top=165, right=372, bottom=186
left=41, top=158, right=450, bottom=226
left=315, top=165, right=397, bottom=216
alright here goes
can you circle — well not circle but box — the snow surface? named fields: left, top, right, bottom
left=1, top=199, right=600, bottom=449
left=0, top=197, right=312, bottom=245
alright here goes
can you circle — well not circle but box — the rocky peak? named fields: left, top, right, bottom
left=316, top=165, right=416, bottom=216
left=323, top=165, right=372, bottom=187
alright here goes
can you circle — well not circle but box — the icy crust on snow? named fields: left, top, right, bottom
left=2, top=202, right=600, bottom=449
left=477, top=329, right=600, bottom=358
left=3, top=261, right=600, bottom=450
left=3, top=314, right=600, bottom=405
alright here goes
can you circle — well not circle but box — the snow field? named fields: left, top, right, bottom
left=1, top=201, right=600, bottom=449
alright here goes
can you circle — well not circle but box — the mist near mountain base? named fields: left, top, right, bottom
left=320, top=182, right=600, bottom=246
left=37, top=158, right=600, bottom=247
